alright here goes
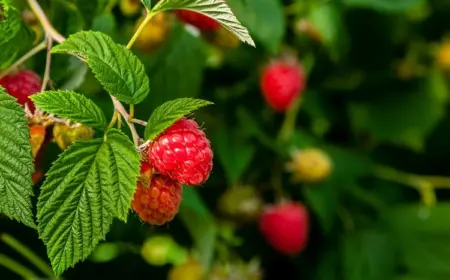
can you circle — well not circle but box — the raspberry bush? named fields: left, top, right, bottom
left=0, top=0, right=251, bottom=277
left=2, top=0, right=450, bottom=279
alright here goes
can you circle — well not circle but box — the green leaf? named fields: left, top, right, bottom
left=0, top=0, right=21, bottom=45
left=51, top=0, right=85, bottom=35
left=52, top=31, right=150, bottom=104
left=301, top=91, right=332, bottom=137
left=302, top=182, right=339, bottom=233
left=314, top=247, right=339, bottom=280
left=343, top=0, right=423, bottom=12
left=0, top=0, right=33, bottom=69
left=152, top=0, right=254, bottom=46
left=0, top=87, right=35, bottom=228
left=393, top=276, right=428, bottom=280
left=178, top=187, right=216, bottom=269
left=141, top=0, right=151, bottom=9
left=59, top=57, right=89, bottom=91
left=297, top=133, right=373, bottom=232
left=74, top=0, right=103, bottom=28
left=0, top=21, right=33, bottom=69
left=308, top=3, right=348, bottom=61
left=31, top=91, right=108, bottom=130
left=102, top=129, right=141, bottom=221
left=348, top=68, right=449, bottom=151
left=386, top=203, right=450, bottom=277
left=144, top=98, right=213, bottom=140
left=341, top=230, right=396, bottom=280
left=236, top=106, right=278, bottom=153
left=92, top=12, right=117, bottom=36
left=137, top=26, right=206, bottom=116
left=37, top=129, right=140, bottom=275
left=212, top=128, right=255, bottom=185
left=227, top=0, right=284, bottom=53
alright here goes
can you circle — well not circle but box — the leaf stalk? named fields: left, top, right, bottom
left=0, top=233, right=55, bottom=278
left=126, top=11, right=156, bottom=49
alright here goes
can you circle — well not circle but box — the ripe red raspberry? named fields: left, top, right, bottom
left=260, top=61, right=306, bottom=112
left=132, top=174, right=183, bottom=226
left=175, top=10, right=220, bottom=31
left=0, top=70, right=41, bottom=111
left=259, top=202, right=309, bottom=255
left=148, top=118, right=213, bottom=186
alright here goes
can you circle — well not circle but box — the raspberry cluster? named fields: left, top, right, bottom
left=132, top=117, right=213, bottom=225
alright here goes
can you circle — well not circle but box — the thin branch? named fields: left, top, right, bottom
left=417, top=175, right=450, bottom=189
left=126, top=11, right=155, bottom=49
left=111, top=96, right=140, bottom=146
left=138, top=140, right=151, bottom=152
left=277, top=97, right=302, bottom=143
left=47, top=114, right=70, bottom=125
left=108, top=111, right=120, bottom=129
left=0, top=40, right=47, bottom=79
left=0, top=254, right=39, bottom=280
left=1, top=234, right=55, bottom=278
left=27, top=0, right=65, bottom=43
left=131, top=118, right=147, bottom=126
left=374, top=165, right=450, bottom=189
left=40, top=36, right=53, bottom=92
left=27, top=0, right=144, bottom=148
left=373, top=165, right=424, bottom=189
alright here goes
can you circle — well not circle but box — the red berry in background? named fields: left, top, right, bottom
left=148, top=118, right=213, bottom=186
left=0, top=70, right=41, bottom=111
left=260, top=61, right=306, bottom=112
left=259, top=202, right=309, bottom=255
left=175, top=10, right=220, bottom=31
left=132, top=174, right=183, bottom=226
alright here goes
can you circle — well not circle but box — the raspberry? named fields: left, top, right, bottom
left=218, top=186, right=263, bottom=222
left=210, top=259, right=262, bottom=280
left=175, top=10, right=220, bottom=31
left=259, top=202, right=309, bottom=255
left=148, top=118, right=213, bottom=186
left=286, top=148, right=332, bottom=183
left=135, top=12, right=171, bottom=53
left=52, top=123, right=94, bottom=150
left=260, top=60, right=306, bottom=112
left=168, top=259, right=204, bottom=280
left=120, top=0, right=141, bottom=17
left=0, top=70, right=41, bottom=111
left=203, top=26, right=240, bottom=49
left=437, top=41, right=450, bottom=70
left=132, top=174, right=183, bottom=225
left=141, top=235, right=187, bottom=266
left=29, top=124, right=46, bottom=159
